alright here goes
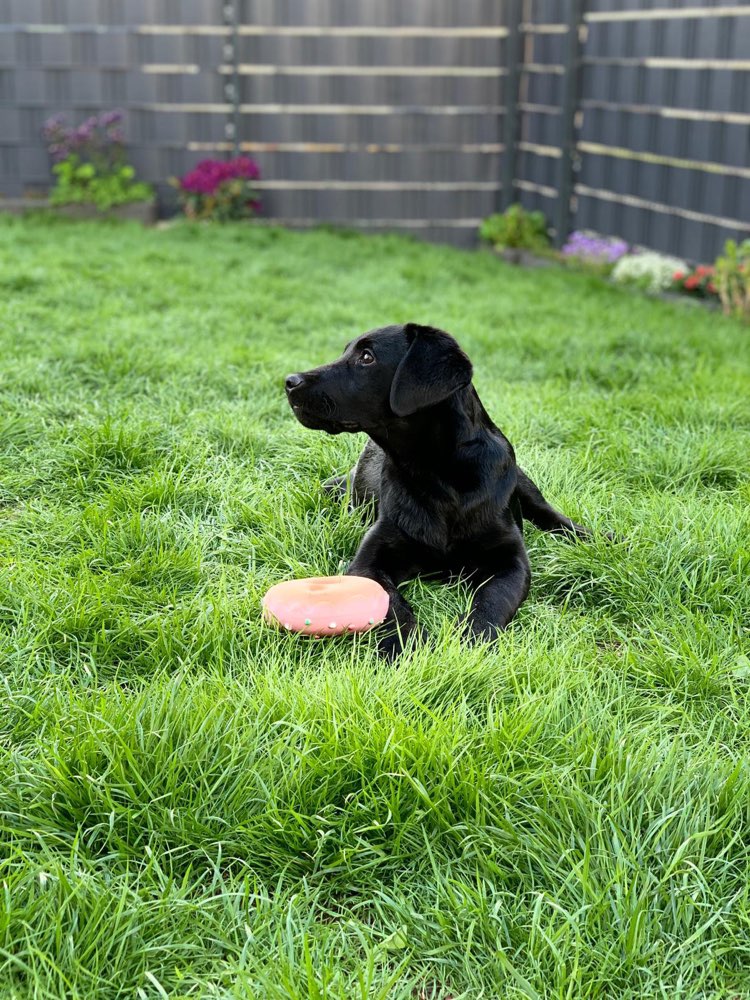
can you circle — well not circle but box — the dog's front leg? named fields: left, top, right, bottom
left=515, top=468, right=591, bottom=539
left=465, top=551, right=531, bottom=642
left=346, top=522, right=421, bottom=659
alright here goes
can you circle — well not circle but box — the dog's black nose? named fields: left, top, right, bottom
left=285, top=373, right=304, bottom=393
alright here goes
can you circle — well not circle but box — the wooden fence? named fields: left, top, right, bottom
left=1, top=1, right=748, bottom=260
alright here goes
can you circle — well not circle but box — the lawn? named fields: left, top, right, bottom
left=1, top=215, right=749, bottom=999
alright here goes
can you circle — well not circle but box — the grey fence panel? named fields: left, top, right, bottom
left=234, top=34, right=506, bottom=67
left=0, top=1, right=508, bottom=242
left=235, top=109, right=504, bottom=145
left=574, top=2, right=750, bottom=259
left=510, top=0, right=573, bottom=226
left=0, top=0, right=229, bottom=200
left=241, top=0, right=504, bottom=28
left=228, top=3, right=509, bottom=242
left=0, top=0, right=748, bottom=255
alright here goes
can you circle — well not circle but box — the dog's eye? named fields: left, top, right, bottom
left=360, top=349, right=375, bottom=365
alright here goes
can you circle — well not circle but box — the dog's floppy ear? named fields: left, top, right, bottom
left=389, top=323, right=473, bottom=417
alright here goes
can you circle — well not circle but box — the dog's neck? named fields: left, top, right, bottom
left=369, top=386, right=508, bottom=470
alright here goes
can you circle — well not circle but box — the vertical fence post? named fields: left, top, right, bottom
left=223, top=1, right=240, bottom=157
left=555, top=0, right=586, bottom=245
left=501, top=0, right=522, bottom=211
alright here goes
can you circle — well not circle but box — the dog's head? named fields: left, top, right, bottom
left=285, top=323, right=473, bottom=434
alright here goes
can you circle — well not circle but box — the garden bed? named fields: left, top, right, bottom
left=0, top=196, right=156, bottom=224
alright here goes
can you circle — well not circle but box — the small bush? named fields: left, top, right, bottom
left=479, top=204, right=549, bottom=253
left=714, top=239, right=750, bottom=321
left=611, top=251, right=688, bottom=294
left=42, top=111, right=152, bottom=210
left=173, top=157, right=261, bottom=221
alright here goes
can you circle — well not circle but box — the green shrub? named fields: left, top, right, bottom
left=49, top=155, right=152, bottom=211
left=479, top=203, right=549, bottom=253
left=714, top=239, right=750, bottom=321
left=42, top=111, right=153, bottom=211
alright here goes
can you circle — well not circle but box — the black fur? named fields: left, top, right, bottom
left=285, top=323, right=594, bottom=658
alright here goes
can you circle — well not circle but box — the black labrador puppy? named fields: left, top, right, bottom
left=285, top=323, right=593, bottom=657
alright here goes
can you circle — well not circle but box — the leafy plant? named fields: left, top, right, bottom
left=479, top=204, right=549, bottom=253
left=172, top=158, right=261, bottom=221
left=41, top=111, right=153, bottom=209
left=714, top=239, right=750, bottom=321
left=611, top=251, right=688, bottom=294
left=49, top=155, right=152, bottom=211
left=671, top=264, right=719, bottom=300
left=561, top=231, right=628, bottom=273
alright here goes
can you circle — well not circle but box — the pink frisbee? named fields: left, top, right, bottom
left=262, top=576, right=389, bottom=636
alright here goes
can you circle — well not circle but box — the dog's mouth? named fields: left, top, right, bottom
left=289, top=400, right=360, bottom=434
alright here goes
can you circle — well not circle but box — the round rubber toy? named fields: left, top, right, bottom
left=262, top=576, right=389, bottom=636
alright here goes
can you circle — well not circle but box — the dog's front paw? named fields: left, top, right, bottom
left=461, top=616, right=504, bottom=645
left=322, top=474, right=348, bottom=500
left=377, top=630, right=405, bottom=661
left=376, top=622, right=427, bottom=661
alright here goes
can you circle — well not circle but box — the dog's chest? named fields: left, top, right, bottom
left=385, top=478, right=499, bottom=552
left=383, top=449, right=516, bottom=552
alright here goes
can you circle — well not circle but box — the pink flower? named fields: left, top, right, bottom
left=179, top=157, right=261, bottom=195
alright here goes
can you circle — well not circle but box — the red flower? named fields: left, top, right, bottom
left=673, top=271, right=685, bottom=281
left=685, top=276, right=699, bottom=290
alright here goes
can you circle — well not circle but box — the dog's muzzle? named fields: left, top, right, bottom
left=284, top=373, right=359, bottom=434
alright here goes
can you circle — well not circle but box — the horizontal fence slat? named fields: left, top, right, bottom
left=253, top=217, right=484, bottom=228
left=582, top=99, right=750, bottom=128
left=577, top=141, right=750, bottom=181
left=514, top=179, right=558, bottom=198
left=517, top=101, right=562, bottom=116
left=574, top=183, right=750, bottom=233
left=141, top=103, right=507, bottom=115
left=185, top=142, right=505, bottom=154
left=0, top=24, right=511, bottom=38
left=219, top=65, right=506, bottom=77
left=519, top=23, right=568, bottom=34
left=252, top=181, right=499, bottom=191
left=518, top=141, right=562, bottom=158
left=583, top=56, right=750, bottom=70
left=585, top=5, right=750, bottom=22
left=521, top=62, right=565, bottom=75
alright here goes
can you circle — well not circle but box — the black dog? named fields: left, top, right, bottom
left=286, top=323, right=593, bottom=657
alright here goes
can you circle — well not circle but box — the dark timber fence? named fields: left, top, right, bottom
left=1, top=1, right=748, bottom=260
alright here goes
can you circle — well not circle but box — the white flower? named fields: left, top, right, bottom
left=611, top=251, right=688, bottom=293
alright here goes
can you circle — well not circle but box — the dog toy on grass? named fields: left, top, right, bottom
left=262, top=576, right=389, bottom=636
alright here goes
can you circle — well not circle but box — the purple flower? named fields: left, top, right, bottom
left=177, top=156, right=262, bottom=218
left=179, top=156, right=261, bottom=195
left=562, top=231, right=628, bottom=264
left=41, top=109, right=130, bottom=164
left=99, top=109, right=123, bottom=127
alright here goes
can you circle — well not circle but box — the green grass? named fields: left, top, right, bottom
left=0, top=215, right=749, bottom=999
